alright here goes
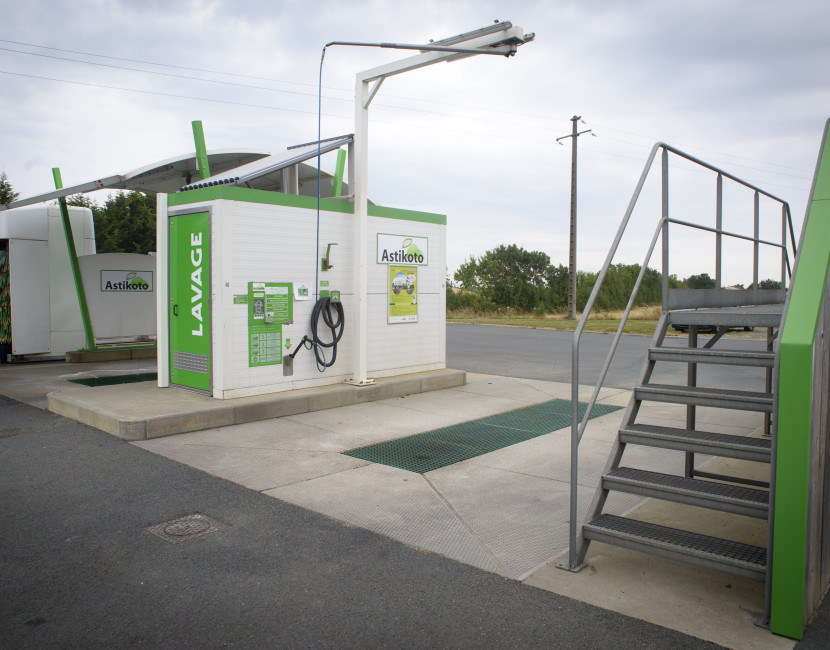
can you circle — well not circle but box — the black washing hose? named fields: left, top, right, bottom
left=309, top=296, right=345, bottom=370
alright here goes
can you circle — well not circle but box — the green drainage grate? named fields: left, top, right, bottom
left=344, top=399, right=621, bottom=473
left=69, top=372, right=158, bottom=387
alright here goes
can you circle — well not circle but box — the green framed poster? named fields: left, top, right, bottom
left=388, top=265, right=418, bottom=324
left=247, top=282, right=292, bottom=367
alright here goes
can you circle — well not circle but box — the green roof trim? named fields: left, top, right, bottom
left=167, top=186, right=352, bottom=213
left=167, top=187, right=446, bottom=224
left=368, top=205, right=446, bottom=225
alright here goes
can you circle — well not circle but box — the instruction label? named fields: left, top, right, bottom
left=249, top=329, right=282, bottom=367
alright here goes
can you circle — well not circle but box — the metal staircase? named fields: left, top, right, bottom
left=561, top=142, right=798, bottom=625
left=581, top=305, right=783, bottom=584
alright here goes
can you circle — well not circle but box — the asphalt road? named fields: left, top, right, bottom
left=447, top=323, right=770, bottom=391
left=0, top=395, right=723, bottom=649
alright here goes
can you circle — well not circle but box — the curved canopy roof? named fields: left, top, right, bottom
left=2, top=135, right=360, bottom=211
left=179, top=135, right=353, bottom=193
left=1, top=149, right=271, bottom=211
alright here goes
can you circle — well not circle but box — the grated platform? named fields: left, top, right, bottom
left=344, top=399, right=621, bottom=473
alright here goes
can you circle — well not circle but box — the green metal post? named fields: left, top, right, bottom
left=52, top=168, right=96, bottom=350
left=332, top=149, right=347, bottom=198
left=770, top=120, right=830, bottom=639
left=192, top=120, right=211, bottom=180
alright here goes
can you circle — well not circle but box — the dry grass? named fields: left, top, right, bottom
left=446, top=304, right=766, bottom=339
left=446, top=305, right=662, bottom=335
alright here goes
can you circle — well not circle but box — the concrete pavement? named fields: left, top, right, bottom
left=0, top=357, right=816, bottom=648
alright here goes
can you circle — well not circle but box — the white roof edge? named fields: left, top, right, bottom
left=120, top=148, right=273, bottom=181
left=179, top=136, right=353, bottom=192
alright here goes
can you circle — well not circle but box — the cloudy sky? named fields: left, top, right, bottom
left=2, top=0, right=828, bottom=285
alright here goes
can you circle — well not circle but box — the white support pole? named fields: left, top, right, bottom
left=348, top=77, right=373, bottom=386
left=340, top=21, right=533, bottom=387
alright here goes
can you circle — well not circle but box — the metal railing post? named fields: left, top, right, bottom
left=716, top=173, right=723, bottom=289
left=782, top=204, right=788, bottom=289
left=754, top=191, right=760, bottom=287
left=661, top=149, right=670, bottom=309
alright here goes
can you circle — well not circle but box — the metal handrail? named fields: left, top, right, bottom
left=565, top=142, right=795, bottom=570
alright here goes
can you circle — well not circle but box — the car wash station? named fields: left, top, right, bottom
left=159, top=134, right=448, bottom=398
left=6, top=18, right=830, bottom=643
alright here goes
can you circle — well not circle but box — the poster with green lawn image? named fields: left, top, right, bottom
left=388, top=265, right=417, bottom=324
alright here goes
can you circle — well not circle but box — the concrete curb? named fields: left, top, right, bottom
left=66, top=347, right=157, bottom=363
left=48, top=368, right=466, bottom=441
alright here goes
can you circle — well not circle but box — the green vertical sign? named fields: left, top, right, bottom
left=169, top=212, right=211, bottom=391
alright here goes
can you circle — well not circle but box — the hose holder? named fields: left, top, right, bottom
left=321, top=242, right=337, bottom=271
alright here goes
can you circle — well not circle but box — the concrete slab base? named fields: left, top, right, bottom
left=47, top=368, right=466, bottom=441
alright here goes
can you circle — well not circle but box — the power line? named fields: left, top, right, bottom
left=0, top=38, right=329, bottom=89
left=0, top=37, right=814, bottom=177
left=0, top=69, right=569, bottom=148
left=0, top=45, right=329, bottom=98
left=0, top=69, right=337, bottom=117
left=0, top=67, right=814, bottom=192
left=0, top=44, right=554, bottom=131
left=0, top=67, right=813, bottom=195
left=0, top=38, right=571, bottom=126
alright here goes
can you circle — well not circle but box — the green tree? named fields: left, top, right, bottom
left=66, top=193, right=96, bottom=209
left=479, top=245, right=550, bottom=310
left=453, top=255, right=481, bottom=291
left=684, top=273, right=716, bottom=289
left=758, top=279, right=783, bottom=290
left=544, top=263, right=569, bottom=309
left=0, top=171, right=19, bottom=206
left=575, top=264, right=677, bottom=311
left=456, top=245, right=552, bottom=311
left=451, top=244, right=677, bottom=314
left=93, top=191, right=156, bottom=254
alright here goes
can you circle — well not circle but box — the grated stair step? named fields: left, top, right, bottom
left=635, top=384, right=773, bottom=412
left=583, top=514, right=767, bottom=582
left=603, top=467, right=769, bottom=519
left=667, top=304, right=784, bottom=329
left=619, top=424, right=771, bottom=463
left=649, top=347, right=774, bottom=368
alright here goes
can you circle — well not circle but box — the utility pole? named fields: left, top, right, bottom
left=557, top=116, right=593, bottom=319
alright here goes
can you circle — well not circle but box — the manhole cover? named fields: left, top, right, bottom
left=165, top=519, right=211, bottom=536
left=147, top=514, right=227, bottom=544
left=0, top=428, right=27, bottom=439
